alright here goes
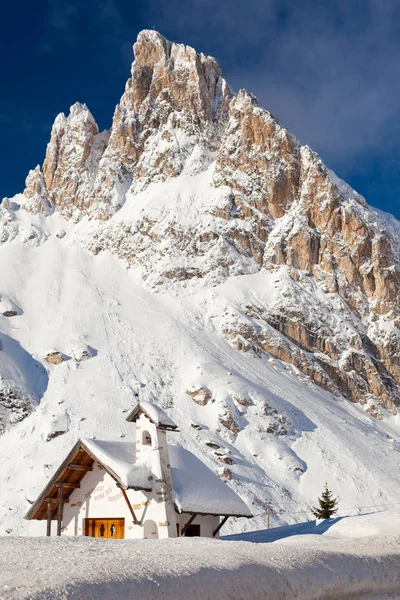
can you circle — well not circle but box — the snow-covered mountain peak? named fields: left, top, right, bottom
left=21, top=30, right=233, bottom=222
left=52, top=102, right=95, bottom=130
left=132, top=29, right=227, bottom=109
left=2, top=29, right=398, bottom=418
left=0, top=30, right=400, bottom=536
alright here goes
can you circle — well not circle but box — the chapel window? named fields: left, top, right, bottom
left=142, top=431, right=152, bottom=446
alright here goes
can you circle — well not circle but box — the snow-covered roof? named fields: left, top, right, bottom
left=81, top=439, right=152, bottom=490
left=26, top=437, right=252, bottom=520
left=125, top=401, right=178, bottom=430
left=169, top=445, right=252, bottom=517
left=83, top=440, right=251, bottom=516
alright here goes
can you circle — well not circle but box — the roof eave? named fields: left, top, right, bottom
left=127, top=485, right=153, bottom=492
left=158, top=424, right=179, bottom=431
left=24, top=440, right=83, bottom=520
left=125, top=406, right=141, bottom=423
left=174, top=504, right=253, bottom=519
left=186, top=512, right=253, bottom=519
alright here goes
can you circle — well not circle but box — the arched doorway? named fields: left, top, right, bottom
left=143, top=519, right=158, bottom=539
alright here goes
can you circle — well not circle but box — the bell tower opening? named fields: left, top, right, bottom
left=142, top=430, right=152, bottom=446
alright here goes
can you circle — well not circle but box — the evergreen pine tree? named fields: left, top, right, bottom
left=312, top=483, right=338, bottom=519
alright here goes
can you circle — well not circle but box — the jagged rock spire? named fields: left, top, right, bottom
left=24, top=103, right=109, bottom=220
left=89, top=30, right=233, bottom=217
left=24, top=31, right=233, bottom=221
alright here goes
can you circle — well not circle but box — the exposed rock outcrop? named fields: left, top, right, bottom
left=0, top=297, right=21, bottom=318
left=219, top=414, right=240, bottom=435
left=44, top=412, right=69, bottom=441
left=45, top=352, right=65, bottom=365
left=186, top=386, right=212, bottom=406
left=0, top=377, right=35, bottom=434
left=220, top=467, right=233, bottom=480
left=215, top=453, right=234, bottom=465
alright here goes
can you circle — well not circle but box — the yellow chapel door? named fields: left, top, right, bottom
left=85, top=518, right=125, bottom=539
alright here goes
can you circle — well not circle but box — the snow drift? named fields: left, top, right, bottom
left=2, top=511, right=400, bottom=599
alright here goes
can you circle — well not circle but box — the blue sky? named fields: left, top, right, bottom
left=2, top=0, right=400, bottom=218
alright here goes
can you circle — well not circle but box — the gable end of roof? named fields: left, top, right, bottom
left=125, top=401, right=178, bottom=430
left=24, top=439, right=152, bottom=521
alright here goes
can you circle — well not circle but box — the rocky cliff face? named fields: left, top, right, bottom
left=24, top=103, right=109, bottom=219
left=11, top=30, right=400, bottom=417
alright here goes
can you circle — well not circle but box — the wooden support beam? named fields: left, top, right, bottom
left=56, top=484, right=64, bottom=536
left=119, top=487, right=139, bottom=525
left=181, top=513, right=198, bottom=537
left=45, top=497, right=69, bottom=504
left=46, top=499, right=53, bottom=536
left=67, top=464, right=93, bottom=472
left=56, top=482, right=80, bottom=489
left=213, top=516, right=229, bottom=538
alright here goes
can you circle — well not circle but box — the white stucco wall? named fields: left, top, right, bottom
left=61, top=468, right=170, bottom=539
left=176, top=513, right=220, bottom=538
left=60, top=412, right=221, bottom=539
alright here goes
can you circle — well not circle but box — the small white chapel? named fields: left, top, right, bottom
left=25, top=401, right=252, bottom=539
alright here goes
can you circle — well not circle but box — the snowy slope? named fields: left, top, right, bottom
left=224, top=509, right=400, bottom=543
left=0, top=203, right=400, bottom=535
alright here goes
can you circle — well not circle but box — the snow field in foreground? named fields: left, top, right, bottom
left=2, top=511, right=400, bottom=600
